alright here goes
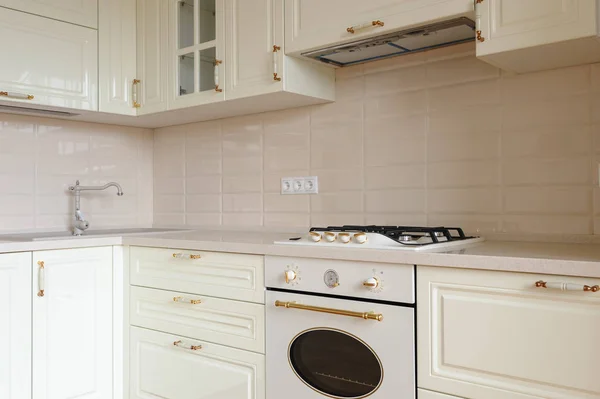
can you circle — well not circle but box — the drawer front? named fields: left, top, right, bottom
left=0, top=0, right=98, bottom=28
left=130, top=326, right=265, bottom=399
left=418, top=266, right=600, bottom=399
left=130, top=286, right=265, bottom=353
left=0, top=7, right=98, bottom=111
left=130, top=247, right=265, bottom=303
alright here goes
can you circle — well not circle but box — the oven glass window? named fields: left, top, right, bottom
left=289, top=328, right=383, bottom=398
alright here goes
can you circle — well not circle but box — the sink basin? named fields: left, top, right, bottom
left=0, top=228, right=187, bottom=241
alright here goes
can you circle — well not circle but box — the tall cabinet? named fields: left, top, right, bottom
left=0, top=253, right=31, bottom=399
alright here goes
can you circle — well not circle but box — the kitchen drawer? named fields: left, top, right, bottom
left=130, top=246, right=265, bottom=303
left=130, top=326, right=265, bottom=399
left=130, top=286, right=265, bottom=353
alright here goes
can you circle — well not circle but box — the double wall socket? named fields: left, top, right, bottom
left=281, top=176, right=319, bottom=195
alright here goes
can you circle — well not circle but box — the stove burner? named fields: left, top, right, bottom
left=309, top=225, right=474, bottom=246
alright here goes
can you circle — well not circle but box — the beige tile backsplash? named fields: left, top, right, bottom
left=0, top=114, right=153, bottom=232
left=148, top=42, right=597, bottom=237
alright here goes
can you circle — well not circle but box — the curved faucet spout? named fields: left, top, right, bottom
left=68, top=180, right=125, bottom=236
left=70, top=180, right=124, bottom=196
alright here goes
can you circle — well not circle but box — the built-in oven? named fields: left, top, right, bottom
left=266, top=256, right=416, bottom=399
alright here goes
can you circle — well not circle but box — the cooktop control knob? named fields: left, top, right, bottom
left=284, top=270, right=297, bottom=284
left=363, top=277, right=380, bottom=289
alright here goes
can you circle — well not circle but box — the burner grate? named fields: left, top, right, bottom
left=309, top=225, right=473, bottom=246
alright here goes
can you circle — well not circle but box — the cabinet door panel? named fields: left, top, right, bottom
left=418, top=267, right=600, bottom=399
left=33, top=247, right=113, bottom=399
left=0, top=7, right=98, bottom=110
left=225, top=0, right=282, bottom=100
left=0, top=253, right=31, bottom=399
left=137, top=0, right=168, bottom=115
left=0, top=0, right=98, bottom=28
left=130, top=326, right=265, bottom=399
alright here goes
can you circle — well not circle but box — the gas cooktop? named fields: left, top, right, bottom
left=274, top=225, right=484, bottom=251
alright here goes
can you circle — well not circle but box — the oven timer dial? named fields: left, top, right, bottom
left=323, top=269, right=340, bottom=288
left=363, top=277, right=380, bottom=289
left=284, top=265, right=300, bottom=286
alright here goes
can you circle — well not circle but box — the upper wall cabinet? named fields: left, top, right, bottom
left=476, top=0, right=600, bottom=73
left=0, top=0, right=98, bottom=29
left=284, top=0, right=474, bottom=55
left=168, top=0, right=226, bottom=110
left=0, top=7, right=98, bottom=111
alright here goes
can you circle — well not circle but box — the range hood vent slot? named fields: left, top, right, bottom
left=302, top=17, right=475, bottom=67
left=0, top=104, right=79, bottom=117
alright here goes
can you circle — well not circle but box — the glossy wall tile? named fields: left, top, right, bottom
left=154, top=42, right=600, bottom=238
left=0, top=114, right=153, bottom=232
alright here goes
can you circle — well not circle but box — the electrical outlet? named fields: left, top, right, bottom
left=281, top=176, right=318, bottom=195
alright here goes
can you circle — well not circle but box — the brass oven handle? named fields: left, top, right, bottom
left=172, top=253, right=201, bottom=260
left=0, top=91, right=34, bottom=100
left=132, top=79, right=141, bottom=108
left=173, top=296, right=202, bottom=305
left=173, top=340, right=202, bottom=351
left=346, top=20, right=384, bottom=34
left=275, top=300, right=383, bottom=321
left=535, top=280, right=599, bottom=292
left=37, top=261, right=45, bottom=297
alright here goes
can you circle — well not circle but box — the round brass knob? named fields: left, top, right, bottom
left=363, top=277, right=379, bottom=289
left=285, top=270, right=297, bottom=284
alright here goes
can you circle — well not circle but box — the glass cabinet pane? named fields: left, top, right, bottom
left=179, top=53, right=195, bottom=96
left=199, top=47, right=216, bottom=92
left=178, top=0, right=194, bottom=49
left=198, top=0, right=216, bottom=44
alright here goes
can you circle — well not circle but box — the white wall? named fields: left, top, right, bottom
left=0, top=114, right=153, bottom=232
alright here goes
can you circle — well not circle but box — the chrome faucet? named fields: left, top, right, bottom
left=68, top=180, right=124, bottom=236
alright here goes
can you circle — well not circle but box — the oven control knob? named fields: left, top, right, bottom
left=363, top=277, right=380, bottom=289
left=284, top=270, right=297, bottom=284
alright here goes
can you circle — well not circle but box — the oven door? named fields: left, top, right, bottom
left=266, top=291, right=415, bottom=399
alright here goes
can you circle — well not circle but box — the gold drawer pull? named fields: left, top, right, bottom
left=535, top=280, right=599, bottom=292
left=37, top=261, right=45, bottom=297
left=275, top=300, right=383, bottom=321
left=172, top=253, right=201, bottom=260
left=132, top=79, right=141, bottom=108
left=347, top=20, right=384, bottom=34
left=173, top=296, right=202, bottom=305
left=273, top=45, right=282, bottom=81
left=173, top=340, right=202, bottom=351
left=0, top=91, right=34, bottom=100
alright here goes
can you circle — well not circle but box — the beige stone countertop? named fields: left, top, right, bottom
left=2, top=229, right=600, bottom=278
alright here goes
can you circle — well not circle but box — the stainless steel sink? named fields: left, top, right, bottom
left=0, top=228, right=187, bottom=241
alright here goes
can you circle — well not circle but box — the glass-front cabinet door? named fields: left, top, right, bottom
left=169, top=0, right=224, bottom=109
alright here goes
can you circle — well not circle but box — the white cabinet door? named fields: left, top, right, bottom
left=0, top=253, right=31, bottom=399
left=0, top=0, right=98, bottom=28
left=168, top=0, right=225, bottom=110
left=224, top=0, right=283, bottom=100
left=0, top=8, right=98, bottom=111
left=475, top=0, right=599, bottom=72
left=99, top=0, right=137, bottom=115
left=130, top=326, right=265, bottom=399
left=284, top=0, right=473, bottom=54
left=137, top=0, right=169, bottom=115
left=32, top=247, right=113, bottom=399
left=418, top=266, right=600, bottom=399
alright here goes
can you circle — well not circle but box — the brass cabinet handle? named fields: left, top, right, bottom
left=275, top=300, right=383, bottom=321
left=347, top=20, right=384, bottom=34
left=132, top=79, right=141, bottom=108
left=535, top=280, right=599, bottom=292
left=172, top=253, right=201, bottom=260
left=273, top=45, right=282, bottom=81
left=214, top=59, right=223, bottom=92
left=173, top=340, right=202, bottom=351
left=173, top=296, right=202, bottom=305
left=476, top=30, right=485, bottom=42
left=0, top=91, right=34, bottom=100
left=37, top=261, right=45, bottom=297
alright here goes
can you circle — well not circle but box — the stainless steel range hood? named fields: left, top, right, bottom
left=302, top=17, right=475, bottom=67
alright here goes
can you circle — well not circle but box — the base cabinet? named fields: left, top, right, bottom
left=32, top=247, right=114, bottom=399
left=130, top=326, right=265, bottom=399
left=418, top=266, right=600, bottom=399
left=0, top=253, right=32, bottom=399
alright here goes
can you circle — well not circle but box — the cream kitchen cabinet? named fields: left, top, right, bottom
left=0, top=253, right=32, bottom=399
left=130, top=327, right=265, bottom=399
left=0, top=0, right=98, bottom=29
left=0, top=7, right=98, bottom=111
left=476, top=0, right=600, bottom=73
left=32, top=247, right=114, bottom=399
left=284, top=0, right=474, bottom=55
left=418, top=266, right=600, bottom=399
